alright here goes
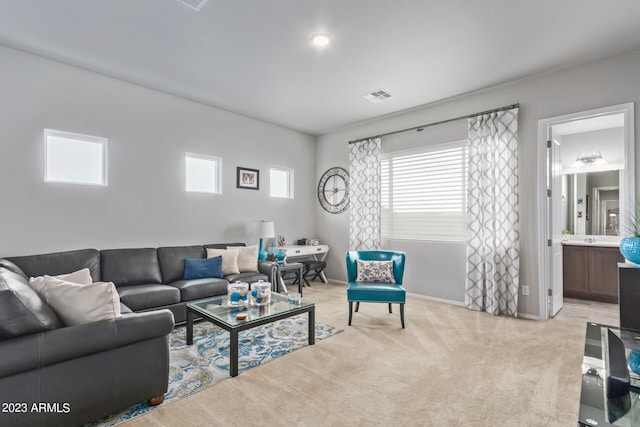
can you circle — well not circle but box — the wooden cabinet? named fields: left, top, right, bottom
left=563, top=245, right=588, bottom=296
left=563, top=245, right=624, bottom=303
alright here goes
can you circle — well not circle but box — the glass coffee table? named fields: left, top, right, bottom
left=579, top=322, right=640, bottom=426
left=186, top=292, right=315, bottom=377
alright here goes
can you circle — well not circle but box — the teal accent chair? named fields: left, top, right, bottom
left=346, top=250, right=406, bottom=328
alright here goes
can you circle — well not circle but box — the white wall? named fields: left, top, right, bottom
left=316, top=49, right=640, bottom=318
left=0, top=45, right=316, bottom=256
left=561, top=127, right=624, bottom=172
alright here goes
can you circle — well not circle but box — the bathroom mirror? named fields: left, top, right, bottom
left=562, top=171, right=620, bottom=235
left=556, top=112, right=628, bottom=237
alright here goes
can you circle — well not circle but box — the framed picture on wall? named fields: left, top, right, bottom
left=236, top=167, right=259, bottom=190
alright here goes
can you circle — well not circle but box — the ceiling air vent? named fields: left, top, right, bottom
left=179, top=0, right=208, bottom=11
left=362, top=89, right=393, bottom=103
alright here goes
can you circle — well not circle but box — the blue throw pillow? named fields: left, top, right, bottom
left=184, top=256, right=223, bottom=280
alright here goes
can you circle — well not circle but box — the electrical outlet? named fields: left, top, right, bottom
left=522, top=285, right=529, bottom=296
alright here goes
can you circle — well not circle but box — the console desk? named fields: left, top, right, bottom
left=279, top=245, right=330, bottom=283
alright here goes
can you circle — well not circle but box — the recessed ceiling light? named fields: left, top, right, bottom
left=311, top=33, right=331, bottom=48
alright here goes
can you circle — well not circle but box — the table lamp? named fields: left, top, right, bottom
left=255, top=220, right=275, bottom=261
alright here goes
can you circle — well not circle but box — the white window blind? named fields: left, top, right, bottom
left=381, top=140, right=468, bottom=242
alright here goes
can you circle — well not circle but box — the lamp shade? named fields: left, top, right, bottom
left=256, top=220, right=275, bottom=238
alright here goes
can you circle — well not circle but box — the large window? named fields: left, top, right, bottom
left=44, top=129, right=108, bottom=186
left=381, top=140, right=468, bottom=242
left=186, top=153, right=221, bottom=194
left=270, top=167, right=294, bottom=198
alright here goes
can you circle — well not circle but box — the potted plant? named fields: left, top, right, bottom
left=620, top=199, right=640, bottom=264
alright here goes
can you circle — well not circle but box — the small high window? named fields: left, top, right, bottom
left=44, top=129, right=108, bottom=186
left=270, top=167, right=294, bottom=198
left=186, top=153, right=221, bottom=194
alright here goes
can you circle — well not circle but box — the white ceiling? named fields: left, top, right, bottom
left=1, top=1, right=640, bottom=135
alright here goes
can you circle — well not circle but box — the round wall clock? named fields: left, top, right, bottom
left=318, top=167, right=350, bottom=214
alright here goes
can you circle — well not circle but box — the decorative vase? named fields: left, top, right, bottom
left=619, top=237, right=640, bottom=265
left=629, top=350, right=640, bottom=375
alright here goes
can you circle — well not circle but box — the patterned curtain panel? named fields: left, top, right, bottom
left=349, top=138, right=382, bottom=250
left=465, top=108, right=520, bottom=316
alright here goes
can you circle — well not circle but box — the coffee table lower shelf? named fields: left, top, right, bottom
left=186, top=295, right=315, bottom=377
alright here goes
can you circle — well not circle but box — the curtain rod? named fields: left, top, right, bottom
left=348, top=103, right=519, bottom=144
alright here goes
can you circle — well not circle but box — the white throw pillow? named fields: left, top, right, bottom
left=39, top=276, right=122, bottom=326
left=29, top=268, right=93, bottom=298
left=226, top=245, right=258, bottom=273
left=206, top=248, right=240, bottom=275
left=355, top=259, right=396, bottom=283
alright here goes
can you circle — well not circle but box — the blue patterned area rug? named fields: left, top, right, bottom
left=87, top=316, right=342, bottom=427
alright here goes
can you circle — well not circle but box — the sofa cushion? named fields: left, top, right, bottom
left=184, top=256, right=223, bottom=280
left=37, top=277, right=122, bottom=326
left=169, top=278, right=228, bottom=301
left=157, top=245, right=205, bottom=284
left=101, top=248, right=162, bottom=287
left=226, top=245, right=258, bottom=272
left=206, top=248, right=239, bottom=275
left=29, top=268, right=93, bottom=297
left=117, top=284, right=180, bottom=311
left=347, top=282, right=406, bottom=303
left=0, top=268, right=62, bottom=339
left=7, top=249, right=101, bottom=282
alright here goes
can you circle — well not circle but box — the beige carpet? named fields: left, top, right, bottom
left=123, top=282, right=588, bottom=427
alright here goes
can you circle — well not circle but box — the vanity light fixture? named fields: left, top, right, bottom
left=571, top=151, right=607, bottom=168
left=311, top=33, right=331, bottom=48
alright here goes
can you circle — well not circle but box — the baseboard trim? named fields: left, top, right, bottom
left=516, top=312, right=542, bottom=321
left=326, top=279, right=541, bottom=319
left=407, top=292, right=465, bottom=307
left=327, top=281, right=465, bottom=307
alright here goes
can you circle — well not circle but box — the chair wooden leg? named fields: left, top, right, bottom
left=147, top=394, right=164, bottom=406
left=388, top=303, right=392, bottom=313
left=348, top=301, right=353, bottom=326
left=355, top=302, right=360, bottom=312
left=400, top=304, right=405, bottom=329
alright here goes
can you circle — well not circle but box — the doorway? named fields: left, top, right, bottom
left=537, top=102, right=635, bottom=320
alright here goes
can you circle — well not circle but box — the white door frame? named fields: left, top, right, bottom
left=537, top=102, right=635, bottom=320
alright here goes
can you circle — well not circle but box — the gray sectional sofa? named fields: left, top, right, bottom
left=0, top=242, right=277, bottom=426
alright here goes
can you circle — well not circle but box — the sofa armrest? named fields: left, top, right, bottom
left=0, top=309, right=174, bottom=378
left=258, top=261, right=278, bottom=285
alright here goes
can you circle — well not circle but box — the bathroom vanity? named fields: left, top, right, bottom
left=563, top=239, right=624, bottom=303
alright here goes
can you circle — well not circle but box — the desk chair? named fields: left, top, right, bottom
left=345, top=250, right=406, bottom=328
